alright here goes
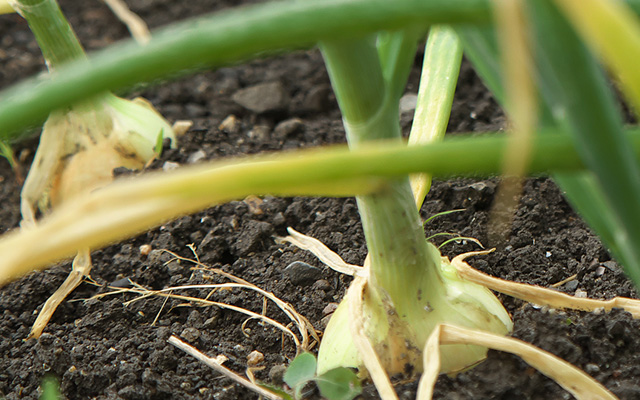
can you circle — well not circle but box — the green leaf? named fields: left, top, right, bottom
left=39, top=376, right=61, bottom=400
left=154, top=129, right=164, bottom=156
left=258, top=383, right=294, bottom=400
left=284, top=353, right=317, bottom=398
left=316, top=367, right=362, bottom=400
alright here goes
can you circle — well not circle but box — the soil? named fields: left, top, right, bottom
left=1, top=1, right=640, bottom=399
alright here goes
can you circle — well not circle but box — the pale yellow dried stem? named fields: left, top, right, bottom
left=163, top=250, right=319, bottom=349
left=452, top=251, right=640, bottom=318
left=280, top=227, right=366, bottom=277
left=102, top=0, right=151, bottom=44
left=168, top=336, right=283, bottom=400
left=28, top=247, right=92, bottom=339
left=99, top=284, right=304, bottom=350
left=347, top=275, right=399, bottom=400
left=415, top=325, right=442, bottom=400
left=418, top=324, right=617, bottom=400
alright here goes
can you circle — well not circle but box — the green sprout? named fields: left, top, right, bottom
left=279, top=353, right=361, bottom=400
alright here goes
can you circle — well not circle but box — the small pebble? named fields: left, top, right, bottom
left=274, top=118, right=303, bottom=139
left=322, top=302, right=339, bottom=316
left=564, top=280, right=579, bottom=291
left=595, top=266, right=606, bottom=276
left=139, top=244, right=152, bottom=256
left=574, top=288, right=588, bottom=298
left=283, top=261, right=323, bottom=286
left=162, top=161, right=180, bottom=171
left=180, top=327, right=201, bottom=342
left=110, top=277, right=133, bottom=288
left=584, top=363, right=600, bottom=374
left=399, top=93, right=418, bottom=114
left=248, top=125, right=270, bottom=140
left=187, top=149, right=206, bottom=164
left=269, top=364, right=287, bottom=385
left=232, top=81, right=290, bottom=113
left=219, top=114, right=240, bottom=133
left=247, top=350, right=264, bottom=366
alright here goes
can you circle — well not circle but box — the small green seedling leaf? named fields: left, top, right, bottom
left=40, top=376, right=61, bottom=400
left=423, top=209, right=465, bottom=226
left=284, top=352, right=317, bottom=398
left=258, top=383, right=294, bottom=400
left=316, top=367, right=362, bottom=400
left=154, top=129, right=164, bottom=156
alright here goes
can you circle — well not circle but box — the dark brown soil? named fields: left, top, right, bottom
left=1, top=1, right=640, bottom=399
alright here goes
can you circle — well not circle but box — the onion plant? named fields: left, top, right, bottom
left=7, top=0, right=177, bottom=339
left=1, top=0, right=640, bottom=397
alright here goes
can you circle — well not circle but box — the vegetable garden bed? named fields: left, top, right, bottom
left=1, top=0, right=639, bottom=399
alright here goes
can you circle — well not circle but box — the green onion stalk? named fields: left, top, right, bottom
left=315, top=34, right=512, bottom=375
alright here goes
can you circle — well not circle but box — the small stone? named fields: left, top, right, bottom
left=269, top=364, right=287, bottom=385
left=180, top=327, right=201, bottom=342
left=283, top=261, right=322, bottom=286
left=162, top=161, right=180, bottom=171
left=574, top=288, right=588, bottom=298
left=232, top=81, right=290, bottom=113
left=322, top=302, right=339, bottom=316
left=243, top=195, right=264, bottom=215
left=167, top=261, right=182, bottom=275
left=203, top=316, right=218, bottom=329
left=219, top=114, right=240, bottom=133
left=110, top=278, right=133, bottom=288
left=247, top=350, right=264, bottom=366
left=602, top=261, right=620, bottom=272
left=248, top=125, right=271, bottom=140
left=187, top=149, right=206, bottom=164
left=564, top=280, right=579, bottom=291
left=139, top=244, right=152, bottom=256
left=312, top=279, right=332, bottom=292
left=399, top=93, right=418, bottom=114
left=274, top=118, right=303, bottom=139
left=584, top=363, right=600, bottom=374
left=595, top=266, right=606, bottom=276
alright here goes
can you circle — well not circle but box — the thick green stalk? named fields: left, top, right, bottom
left=319, top=36, right=444, bottom=310
left=0, top=0, right=493, bottom=141
left=12, top=0, right=85, bottom=68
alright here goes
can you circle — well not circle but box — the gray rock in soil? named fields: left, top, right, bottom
left=274, top=118, right=303, bottom=139
left=268, top=364, right=287, bottom=385
left=283, top=261, right=322, bottom=286
left=564, top=280, right=579, bottom=291
left=232, top=81, right=290, bottom=113
left=180, top=327, right=201, bottom=343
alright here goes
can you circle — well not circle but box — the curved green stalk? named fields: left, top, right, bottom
left=0, top=0, right=493, bottom=140
left=11, top=0, right=85, bottom=68
left=409, top=26, right=463, bottom=205
left=316, top=28, right=511, bottom=375
left=2, top=129, right=640, bottom=285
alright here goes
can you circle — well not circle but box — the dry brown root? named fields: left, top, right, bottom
left=417, top=323, right=618, bottom=400
left=102, top=0, right=151, bottom=44
left=28, top=248, right=92, bottom=339
left=282, top=229, right=637, bottom=399
left=452, top=250, right=640, bottom=318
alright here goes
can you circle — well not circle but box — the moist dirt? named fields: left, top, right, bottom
left=1, top=1, right=639, bottom=399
